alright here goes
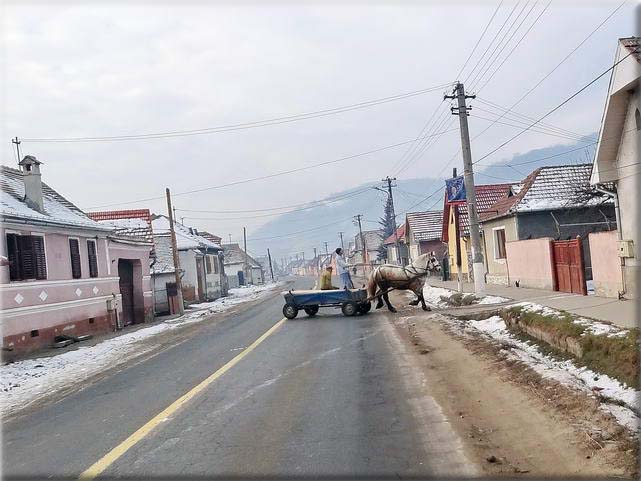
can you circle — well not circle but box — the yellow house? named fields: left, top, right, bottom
left=441, top=183, right=513, bottom=281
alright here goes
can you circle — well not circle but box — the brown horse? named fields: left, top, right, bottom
left=366, top=254, right=436, bottom=313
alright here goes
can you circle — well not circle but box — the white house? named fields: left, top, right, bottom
left=590, top=36, right=640, bottom=299
left=222, top=243, right=263, bottom=288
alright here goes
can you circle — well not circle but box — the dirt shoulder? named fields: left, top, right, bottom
left=385, top=291, right=637, bottom=478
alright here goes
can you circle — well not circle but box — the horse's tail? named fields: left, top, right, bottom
left=366, top=267, right=379, bottom=300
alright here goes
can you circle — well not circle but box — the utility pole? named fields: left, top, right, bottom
left=166, top=188, right=184, bottom=315
left=338, top=232, right=345, bottom=251
left=228, top=234, right=232, bottom=244
left=243, top=227, right=250, bottom=285
left=382, top=176, right=401, bottom=265
left=267, top=248, right=274, bottom=281
left=445, top=82, right=485, bottom=294
left=354, top=214, right=366, bottom=266
left=323, top=241, right=329, bottom=255
left=313, top=247, right=318, bottom=275
left=12, top=137, right=21, bottom=161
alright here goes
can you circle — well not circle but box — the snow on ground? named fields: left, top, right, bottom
left=452, top=314, right=640, bottom=433
left=0, top=282, right=284, bottom=417
left=423, top=284, right=509, bottom=307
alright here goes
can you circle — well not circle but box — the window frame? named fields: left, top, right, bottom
left=68, top=237, right=82, bottom=279
left=205, top=255, right=212, bottom=274
left=493, top=227, right=507, bottom=260
left=6, top=232, right=48, bottom=281
left=87, top=239, right=99, bottom=278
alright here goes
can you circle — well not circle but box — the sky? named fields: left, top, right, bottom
left=0, top=1, right=636, bottom=250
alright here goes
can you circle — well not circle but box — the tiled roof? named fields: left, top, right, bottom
left=200, top=231, right=222, bottom=245
left=88, top=209, right=153, bottom=243
left=442, top=183, right=513, bottom=239
left=151, top=234, right=175, bottom=274
left=406, top=211, right=443, bottom=242
left=1, top=165, right=111, bottom=231
left=383, top=224, right=406, bottom=245
left=151, top=215, right=221, bottom=252
left=621, top=36, right=640, bottom=63
left=222, top=243, right=261, bottom=268
left=481, top=164, right=612, bottom=221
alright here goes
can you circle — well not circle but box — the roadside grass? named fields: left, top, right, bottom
left=501, top=306, right=639, bottom=389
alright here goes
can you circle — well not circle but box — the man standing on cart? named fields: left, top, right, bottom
left=335, top=247, right=354, bottom=289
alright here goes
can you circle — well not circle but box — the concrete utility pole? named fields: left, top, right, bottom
left=338, top=232, right=345, bottom=252
left=323, top=241, right=329, bottom=255
left=383, top=176, right=401, bottom=265
left=267, top=248, right=274, bottom=281
left=445, top=82, right=485, bottom=294
left=354, top=214, right=366, bottom=265
left=166, top=188, right=184, bottom=315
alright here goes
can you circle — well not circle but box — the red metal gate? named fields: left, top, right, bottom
left=552, top=238, right=587, bottom=295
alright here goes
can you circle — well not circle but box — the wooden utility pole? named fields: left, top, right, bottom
left=243, top=227, right=252, bottom=285
left=445, top=82, right=485, bottom=294
left=267, top=248, right=274, bottom=281
left=338, top=232, right=345, bottom=251
left=383, top=176, right=401, bottom=264
left=166, top=188, right=184, bottom=315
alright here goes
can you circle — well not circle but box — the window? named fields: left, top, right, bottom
left=87, top=240, right=98, bottom=278
left=206, top=255, right=219, bottom=275
left=69, top=238, right=82, bottom=279
left=205, top=255, right=212, bottom=274
left=212, top=256, right=219, bottom=274
left=6, top=233, right=47, bottom=281
left=494, top=228, right=507, bottom=260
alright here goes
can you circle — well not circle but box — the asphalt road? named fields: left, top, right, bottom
left=3, top=277, right=473, bottom=479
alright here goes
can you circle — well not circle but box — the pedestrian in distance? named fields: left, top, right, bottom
left=335, top=247, right=354, bottom=289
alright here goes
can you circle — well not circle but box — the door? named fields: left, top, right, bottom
left=196, top=257, right=205, bottom=301
left=118, top=259, right=135, bottom=325
left=552, top=239, right=587, bottom=295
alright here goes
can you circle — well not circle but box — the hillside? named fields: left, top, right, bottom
left=248, top=137, right=597, bottom=263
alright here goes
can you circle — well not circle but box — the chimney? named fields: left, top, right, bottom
left=18, top=155, right=44, bottom=213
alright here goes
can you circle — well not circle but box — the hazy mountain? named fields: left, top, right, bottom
left=249, top=136, right=597, bottom=263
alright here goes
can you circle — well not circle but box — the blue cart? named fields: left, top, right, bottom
left=282, top=288, right=372, bottom=319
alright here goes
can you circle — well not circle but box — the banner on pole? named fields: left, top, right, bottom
left=445, top=175, right=466, bottom=204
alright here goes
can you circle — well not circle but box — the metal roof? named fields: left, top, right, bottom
left=406, top=211, right=443, bottom=242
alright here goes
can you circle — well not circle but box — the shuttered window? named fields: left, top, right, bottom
left=69, top=238, right=82, bottom=279
left=212, top=256, right=219, bottom=274
left=87, top=240, right=98, bottom=278
left=205, top=255, right=212, bottom=274
left=6, top=233, right=47, bottom=281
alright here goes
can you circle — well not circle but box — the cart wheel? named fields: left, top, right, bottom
left=359, top=301, right=372, bottom=314
left=341, top=302, right=358, bottom=317
left=304, top=305, right=319, bottom=317
left=283, top=304, right=299, bottom=319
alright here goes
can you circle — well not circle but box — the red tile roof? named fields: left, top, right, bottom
left=87, top=209, right=153, bottom=243
left=442, top=183, right=513, bottom=241
left=383, top=224, right=406, bottom=245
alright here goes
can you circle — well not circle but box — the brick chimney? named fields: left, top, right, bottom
left=19, top=155, right=44, bottom=213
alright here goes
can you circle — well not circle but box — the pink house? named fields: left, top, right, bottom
left=1, top=157, right=152, bottom=357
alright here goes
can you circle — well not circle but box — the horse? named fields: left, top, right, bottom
left=366, top=253, right=439, bottom=313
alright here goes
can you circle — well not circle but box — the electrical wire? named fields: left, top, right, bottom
left=21, top=83, right=453, bottom=143
left=474, top=49, right=636, bottom=165
left=469, top=113, right=596, bottom=142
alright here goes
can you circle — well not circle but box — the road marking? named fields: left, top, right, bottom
left=79, top=317, right=287, bottom=479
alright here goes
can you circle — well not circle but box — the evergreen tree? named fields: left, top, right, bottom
left=377, top=195, right=396, bottom=261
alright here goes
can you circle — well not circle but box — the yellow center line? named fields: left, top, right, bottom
left=79, top=317, right=287, bottom=479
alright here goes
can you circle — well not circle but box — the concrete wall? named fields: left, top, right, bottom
left=482, top=216, right=518, bottom=286
left=179, top=249, right=199, bottom=299
left=152, top=272, right=174, bottom=314
left=505, top=237, right=556, bottom=290
left=204, top=253, right=223, bottom=300
left=589, top=230, right=624, bottom=298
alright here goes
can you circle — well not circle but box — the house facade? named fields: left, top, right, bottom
left=481, top=165, right=615, bottom=287
left=404, top=211, right=446, bottom=263
left=151, top=216, right=225, bottom=305
left=1, top=158, right=126, bottom=356
left=442, top=183, right=513, bottom=281
left=87, top=209, right=154, bottom=324
left=383, top=224, right=409, bottom=265
left=222, top=243, right=263, bottom=287
left=590, top=36, right=640, bottom=299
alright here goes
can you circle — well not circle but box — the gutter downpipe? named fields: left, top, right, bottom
left=595, top=185, right=626, bottom=298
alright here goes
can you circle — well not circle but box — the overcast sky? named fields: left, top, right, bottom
left=1, top=1, right=636, bottom=246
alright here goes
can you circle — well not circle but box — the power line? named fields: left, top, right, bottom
left=469, top=113, right=595, bottom=142
left=474, top=49, right=636, bottom=165
left=85, top=127, right=458, bottom=209
left=21, top=83, right=453, bottom=143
